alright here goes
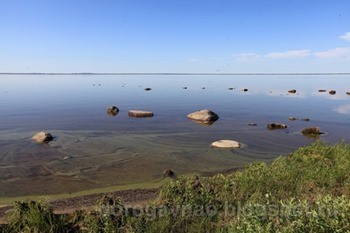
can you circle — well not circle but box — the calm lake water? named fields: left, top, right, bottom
left=0, top=74, right=349, bottom=197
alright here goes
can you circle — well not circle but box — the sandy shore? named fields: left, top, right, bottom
left=0, top=188, right=159, bottom=224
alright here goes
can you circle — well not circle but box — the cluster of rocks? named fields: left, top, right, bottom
left=131, top=86, right=350, bottom=96
left=288, top=117, right=310, bottom=121
left=31, top=103, right=326, bottom=180
left=132, top=86, right=350, bottom=97
left=107, top=106, right=154, bottom=118
left=288, top=89, right=350, bottom=96
left=32, top=106, right=324, bottom=145
left=318, top=89, right=350, bottom=95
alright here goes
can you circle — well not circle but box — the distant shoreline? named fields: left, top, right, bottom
left=1, top=72, right=350, bottom=75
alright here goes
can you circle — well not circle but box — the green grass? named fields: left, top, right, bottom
left=1, top=141, right=350, bottom=232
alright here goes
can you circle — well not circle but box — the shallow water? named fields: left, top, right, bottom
left=0, top=75, right=349, bottom=197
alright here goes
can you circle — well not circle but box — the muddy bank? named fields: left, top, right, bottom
left=0, top=188, right=159, bottom=224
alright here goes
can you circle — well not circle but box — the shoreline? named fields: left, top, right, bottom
left=0, top=167, right=243, bottom=224
left=0, top=188, right=159, bottom=224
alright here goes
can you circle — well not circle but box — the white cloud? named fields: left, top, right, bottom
left=313, top=47, right=350, bottom=59
left=339, top=32, right=350, bottom=42
left=233, top=53, right=261, bottom=61
left=265, top=50, right=311, bottom=59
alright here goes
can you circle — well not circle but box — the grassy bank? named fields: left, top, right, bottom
left=1, top=141, right=350, bottom=232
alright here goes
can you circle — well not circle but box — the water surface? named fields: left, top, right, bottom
left=0, top=75, right=349, bottom=197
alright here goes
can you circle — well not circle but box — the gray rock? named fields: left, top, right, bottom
left=144, top=88, right=152, bottom=91
left=301, top=127, right=322, bottom=135
left=163, top=169, right=175, bottom=178
left=267, top=123, right=288, bottom=130
left=128, top=110, right=154, bottom=117
left=107, top=106, right=119, bottom=116
left=329, top=90, right=336, bottom=95
left=187, top=109, right=219, bottom=124
left=31, top=131, right=54, bottom=143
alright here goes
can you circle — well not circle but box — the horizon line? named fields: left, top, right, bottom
left=1, top=72, right=350, bottom=76
left=0, top=72, right=350, bottom=75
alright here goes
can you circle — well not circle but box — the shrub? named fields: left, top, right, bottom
left=7, top=200, right=70, bottom=233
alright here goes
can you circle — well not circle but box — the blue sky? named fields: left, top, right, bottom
left=0, top=0, right=350, bottom=73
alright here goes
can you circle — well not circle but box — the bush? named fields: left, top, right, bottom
left=7, top=200, right=71, bottom=233
left=79, top=193, right=127, bottom=233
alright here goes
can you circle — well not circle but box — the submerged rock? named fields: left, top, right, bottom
left=31, top=131, right=54, bottom=143
left=211, top=140, right=241, bottom=148
left=106, top=106, right=119, bottom=116
left=289, top=117, right=297, bottom=121
left=187, top=109, right=219, bottom=125
left=182, top=87, right=187, bottom=89
left=288, top=89, right=297, bottom=94
left=248, top=123, right=257, bottom=126
left=128, top=110, right=154, bottom=117
left=163, top=169, right=175, bottom=178
left=301, top=118, right=310, bottom=121
left=318, top=89, right=327, bottom=92
left=228, top=87, right=234, bottom=90
left=267, top=123, right=288, bottom=130
left=301, top=127, right=322, bottom=135
left=329, top=90, right=336, bottom=95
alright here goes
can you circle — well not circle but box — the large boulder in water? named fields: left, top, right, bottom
left=211, top=140, right=241, bottom=148
left=267, top=123, right=288, bottom=130
left=128, top=110, right=154, bottom=117
left=187, top=109, right=219, bottom=124
left=301, top=127, right=322, bottom=135
left=31, top=131, right=54, bottom=143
